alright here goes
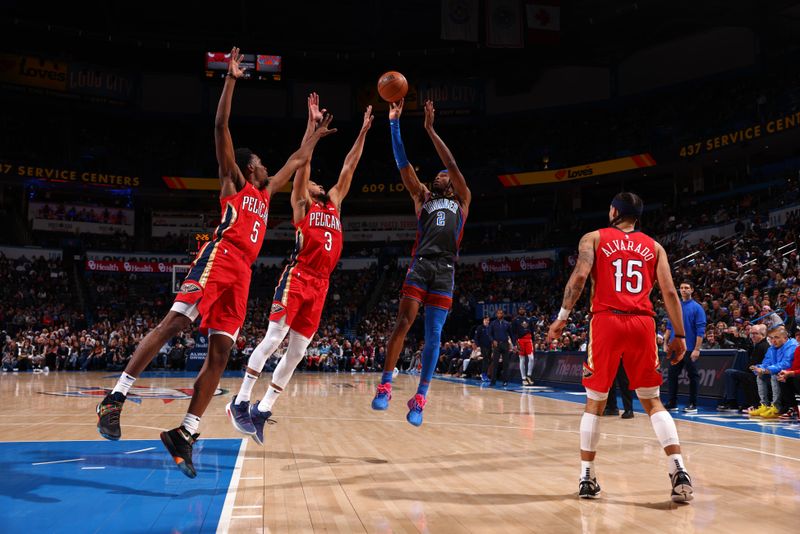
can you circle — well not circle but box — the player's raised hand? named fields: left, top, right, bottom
left=313, top=112, right=337, bottom=138
left=361, top=105, right=374, bottom=133
left=547, top=319, right=566, bottom=343
left=666, top=336, right=686, bottom=365
left=389, top=99, right=404, bottom=120
left=228, top=46, right=246, bottom=79
left=308, top=92, right=326, bottom=124
left=423, top=100, right=435, bottom=130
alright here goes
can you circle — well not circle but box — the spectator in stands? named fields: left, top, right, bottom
left=717, top=324, right=769, bottom=412
left=664, top=280, right=706, bottom=414
left=776, top=347, right=800, bottom=421
left=749, top=326, right=798, bottom=419
left=488, top=309, right=513, bottom=387
left=702, top=331, right=721, bottom=349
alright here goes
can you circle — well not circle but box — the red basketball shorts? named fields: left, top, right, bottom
left=269, top=264, right=329, bottom=338
left=583, top=313, right=662, bottom=392
left=517, top=336, right=533, bottom=357
left=172, top=241, right=252, bottom=338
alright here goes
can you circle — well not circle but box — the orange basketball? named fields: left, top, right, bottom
left=377, top=71, right=408, bottom=103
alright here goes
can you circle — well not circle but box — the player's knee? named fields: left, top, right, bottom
left=585, top=388, right=609, bottom=401
left=635, top=386, right=660, bottom=399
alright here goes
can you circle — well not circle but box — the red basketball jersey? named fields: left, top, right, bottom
left=590, top=227, right=657, bottom=316
left=215, top=182, right=270, bottom=265
left=292, top=200, right=343, bottom=278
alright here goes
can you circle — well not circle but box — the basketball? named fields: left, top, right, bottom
left=377, top=71, right=408, bottom=102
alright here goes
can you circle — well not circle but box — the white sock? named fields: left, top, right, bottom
left=668, top=454, right=685, bottom=475
left=650, top=410, right=681, bottom=448
left=182, top=413, right=201, bottom=434
left=527, top=356, right=534, bottom=379
left=260, top=384, right=282, bottom=412
left=519, top=357, right=526, bottom=380
left=579, top=413, right=601, bottom=452
left=237, top=372, right=258, bottom=404
left=581, top=460, right=596, bottom=480
left=111, top=372, right=136, bottom=396
left=258, top=330, right=312, bottom=413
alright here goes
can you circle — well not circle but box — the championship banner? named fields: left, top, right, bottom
left=1, top=161, right=141, bottom=188
left=85, top=260, right=177, bottom=273
left=162, top=176, right=290, bottom=193
left=498, top=153, right=657, bottom=187
left=678, top=110, right=800, bottom=158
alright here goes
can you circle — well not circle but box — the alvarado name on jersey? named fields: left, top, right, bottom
left=598, top=237, right=655, bottom=262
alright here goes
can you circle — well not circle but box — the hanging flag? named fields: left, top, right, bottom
left=441, top=0, right=479, bottom=42
left=526, top=1, right=560, bottom=44
left=486, top=0, right=524, bottom=48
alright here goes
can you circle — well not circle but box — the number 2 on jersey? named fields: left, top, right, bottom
left=436, top=211, right=445, bottom=226
left=611, top=258, right=643, bottom=293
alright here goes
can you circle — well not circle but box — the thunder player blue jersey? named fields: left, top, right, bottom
left=411, top=192, right=466, bottom=261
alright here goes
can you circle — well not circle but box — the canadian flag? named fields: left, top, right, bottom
left=526, top=1, right=560, bottom=44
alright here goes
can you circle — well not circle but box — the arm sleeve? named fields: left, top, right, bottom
left=390, top=119, right=410, bottom=170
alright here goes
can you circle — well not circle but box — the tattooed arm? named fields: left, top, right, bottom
left=547, top=231, right=598, bottom=341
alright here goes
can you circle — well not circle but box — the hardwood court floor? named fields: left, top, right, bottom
left=1, top=371, right=799, bottom=533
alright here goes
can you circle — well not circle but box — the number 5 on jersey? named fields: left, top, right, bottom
left=611, top=258, right=643, bottom=293
left=250, top=220, right=261, bottom=243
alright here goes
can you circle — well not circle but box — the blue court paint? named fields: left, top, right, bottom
left=0, top=438, right=244, bottom=534
left=431, top=374, right=800, bottom=441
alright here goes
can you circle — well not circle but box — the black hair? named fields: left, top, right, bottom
left=234, top=147, right=255, bottom=176
left=680, top=280, right=694, bottom=288
left=610, top=191, right=644, bottom=226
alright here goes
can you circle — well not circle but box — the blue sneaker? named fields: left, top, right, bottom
left=481, top=373, right=489, bottom=382
left=249, top=401, right=272, bottom=445
left=371, top=383, right=392, bottom=410
left=226, top=395, right=255, bottom=436
left=406, top=394, right=427, bottom=427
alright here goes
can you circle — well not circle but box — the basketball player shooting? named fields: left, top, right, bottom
left=96, top=47, right=336, bottom=478
left=371, top=99, right=471, bottom=426
left=547, top=192, right=694, bottom=502
left=226, top=95, right=374, bottom=445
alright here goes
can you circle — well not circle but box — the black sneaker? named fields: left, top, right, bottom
left=682, top=404, right=698, bottom=414
left=621, top=410, right=634, bottom=419
left=716, top=401, right=738, bottom=412
left=578, top=477, right=601, bottom=499
left=670, top=469, right=694, bottom=503
left=160, top=426, right=199, bottom=479
left=603, top=407, right=620, bottom=416
left=96, top=392, right=125, bottom=441
left=664, top=402, right=679, bottom=412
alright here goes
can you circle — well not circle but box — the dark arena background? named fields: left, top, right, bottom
left=2, top=1, right=800, bottom=533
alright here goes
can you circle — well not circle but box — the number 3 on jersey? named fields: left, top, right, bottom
left=611, top=258, right=643, bottom=293
left=324, top=231, right=332, bottom=251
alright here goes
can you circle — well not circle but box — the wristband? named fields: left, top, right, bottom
left=557, top=307, right=570, bottom=321
left=674, top=334, right=686, bottom=339
left=390, top=119, right=410, bottom=170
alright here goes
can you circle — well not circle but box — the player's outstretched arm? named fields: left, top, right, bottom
left=329, top=105, right=374, bottom=210
left=655, top=241, right=688, bottom=364
left=547, top=231, right=598, bottom=341
left=389, top=99, right=428, bottom=207
left=423, top=100, right=471, bottom=211
left=290, top=93, right=326, bottom=221
left=214, top=46, right=247, bottom=197
left=268, top=113, right=337, bottom=198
